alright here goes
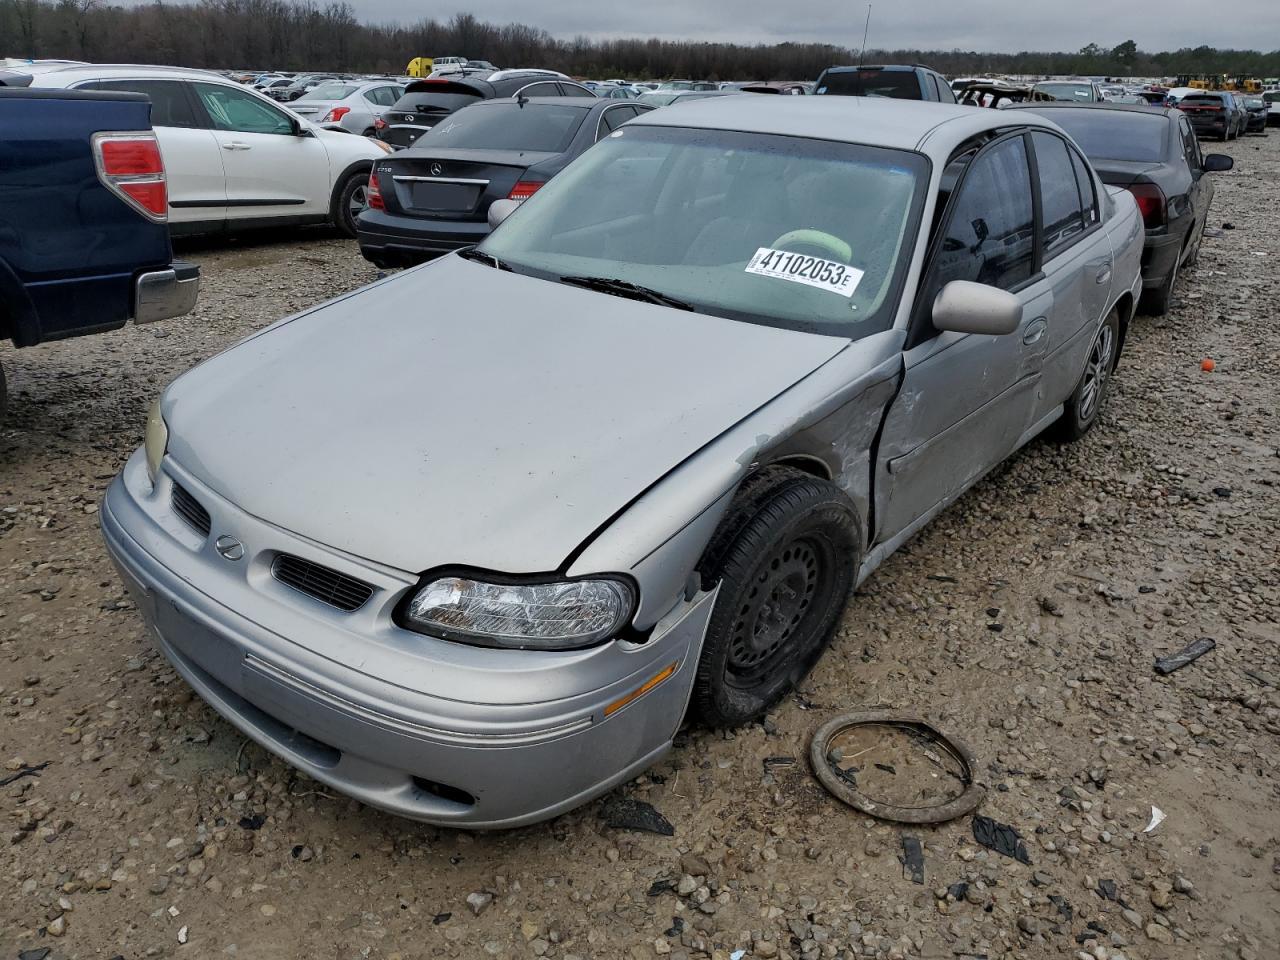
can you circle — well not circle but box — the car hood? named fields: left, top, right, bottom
left=163, top=257, right=848, bottom=574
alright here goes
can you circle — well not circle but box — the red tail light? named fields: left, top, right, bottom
left=367, top=171, right=385, bottom=210
left=1126, top=182, right=1167, bottom=229
left=92, top=132, right=167, bottom=221
left=322, top=106, right=351, bottom=123
left=373, top=117, right=387, bottom=130
left=507, top=181, right=544, bottom=202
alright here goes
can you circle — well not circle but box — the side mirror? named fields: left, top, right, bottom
left=931, top=280, right=1022, bottom=336
left=487, top=198, right=520, bottom=229
left=1203, top=153, right=1233, bottom=173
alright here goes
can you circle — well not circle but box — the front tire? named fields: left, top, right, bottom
left=690, top=467, right=859, bottom=728
left=333, top=168, right=370, bottom=238
left=1051, top=309, right=1120, bottom=442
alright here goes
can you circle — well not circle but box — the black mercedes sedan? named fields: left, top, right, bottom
left=1008, top=103, right=1232, bottom=315
left=358, top=96, right=654, bottom=267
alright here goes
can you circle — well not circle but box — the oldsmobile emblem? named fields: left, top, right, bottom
left=214, top=535, right=245, bottom=562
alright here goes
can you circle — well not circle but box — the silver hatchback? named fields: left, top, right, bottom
left=102, top=97, right=1143, bottom=827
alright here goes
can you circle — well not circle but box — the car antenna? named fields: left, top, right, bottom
left=857, top=3, right=872, bottom=68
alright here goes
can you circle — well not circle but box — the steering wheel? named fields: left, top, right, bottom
left=770, top=229, right=851, bottom=264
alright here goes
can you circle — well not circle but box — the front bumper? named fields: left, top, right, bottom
left=134, top=261, right=199, bottom=324
left=100, top=450, right=712, bottom=828
left=356, top=208, right=488, bottom=267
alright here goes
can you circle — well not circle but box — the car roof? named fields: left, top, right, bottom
left=821, top=64, right=930, bottom=74
left=630, top=95, right=1060, bottom=154
left=478, top=95, right=598, bottom=109
left=28, top=63, right=230, bottom=83
left=1005, top=102, right=1176, bottom=119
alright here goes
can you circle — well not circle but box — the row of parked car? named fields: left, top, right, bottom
left=5, top=53, right=1243, bottom=829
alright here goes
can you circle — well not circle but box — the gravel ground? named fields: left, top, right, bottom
left=2, top=134, right=1277, bottom=960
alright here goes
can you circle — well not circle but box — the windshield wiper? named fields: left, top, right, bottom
left=457, top=246, right=509, bottom=270
left=558, top=275, right=693, bottom=311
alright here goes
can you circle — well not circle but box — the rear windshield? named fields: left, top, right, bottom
left=416, top=102, right=587, bottom=152
left=817, top=69, right=920, bottom=98
left=1035, top=109, right=1167, bottom=162
left=391, top=90, right=482, bottom=115
left=1035, top=82, right=1095, bottom=101
left=300, top=82, right=359, bottom=100
left=1179, top=94, right=1225, bottom=106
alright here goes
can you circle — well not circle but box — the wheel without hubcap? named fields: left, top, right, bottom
left=691, top=467, right=858, bottom=727
left=1051, top=310, right=1119, bottom=442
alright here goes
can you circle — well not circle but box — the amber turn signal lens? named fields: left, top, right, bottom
left=604, top=661, right=678, bottom=718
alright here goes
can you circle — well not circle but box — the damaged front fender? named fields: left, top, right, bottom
left=567, top=329, right=906, bottom=629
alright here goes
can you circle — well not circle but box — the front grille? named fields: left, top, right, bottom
left=171, top=483, right=211, bottom=537
left=271, top=554, right=374, bottom=612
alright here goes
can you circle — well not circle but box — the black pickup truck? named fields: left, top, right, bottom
left=0, top=84, right=199, bottom=422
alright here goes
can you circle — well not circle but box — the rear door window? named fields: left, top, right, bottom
left=1069, top=148, right=1099, bottom=227
left=557, top=82, right=597, bottom=98
left=92, top=79, right=198, bottom=128
left=1032, top=132, right=1086, bottom=257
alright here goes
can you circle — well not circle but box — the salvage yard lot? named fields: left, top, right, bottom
left=2, top=133, right=1277, bottom=960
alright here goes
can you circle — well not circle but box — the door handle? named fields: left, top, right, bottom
left=1022, top=317, right=1048, bottom=345
left=221, top=141, right=250, bottom=151
left=1096, top=264, right=1112, bottom=285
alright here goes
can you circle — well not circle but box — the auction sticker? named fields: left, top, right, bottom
left=745, top=248, right=863, bottom=297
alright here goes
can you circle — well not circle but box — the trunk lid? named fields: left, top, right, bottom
left=1090, top=159, right=1163, bottom=188
left=378, top=149, right=556, bottom=220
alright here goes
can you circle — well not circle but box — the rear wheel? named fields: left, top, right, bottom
left=333, top=168, right=370, bottom=238
left=1051, top=309, right=1120, bottom=442
left=691, top=467, right=858, bottom=728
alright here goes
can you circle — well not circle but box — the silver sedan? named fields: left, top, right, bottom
left=102, top=97, right=1143, bottom=828
left=288, top=79, right=404, bottom=136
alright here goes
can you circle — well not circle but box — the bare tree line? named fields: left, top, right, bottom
left=4, top=2, right=1279, bottom=80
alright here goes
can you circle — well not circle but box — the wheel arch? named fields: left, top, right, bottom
left=328, top=158, right=375, bottom=220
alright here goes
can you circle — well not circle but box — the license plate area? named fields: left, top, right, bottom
left=407, top=182, right=482, bottom=212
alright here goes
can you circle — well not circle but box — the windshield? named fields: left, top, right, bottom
left=417, top=102, right=587, bottom=152
left=1181, top=95, right=1225, bottom=106
left=1035, top=82, right=1095, bottom=101
left=300, top=82, right=360, bottom=101
left=1035, top=109, right=1167, bottom=162
left=817, top=70, right=919, bottom=98
left=479, top=125, right=928, bottom=337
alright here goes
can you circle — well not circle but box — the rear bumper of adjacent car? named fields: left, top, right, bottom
left=100, top=450, right=712, bottom=828
left=1140, top=232, right=1183, bottom=289
left=134, top=261, right=200, bottom=324
left=356, top=208, right=489, bottom=267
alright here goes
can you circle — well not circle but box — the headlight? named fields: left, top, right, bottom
left=144, top=397, right=168, bottom=483
left=402, top=575, right=635, bottom=650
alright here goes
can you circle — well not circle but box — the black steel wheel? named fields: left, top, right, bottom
left=691, top=467, right=858, bottom=727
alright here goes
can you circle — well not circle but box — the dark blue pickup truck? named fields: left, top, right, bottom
left=0, top=85, right=198, bottom=422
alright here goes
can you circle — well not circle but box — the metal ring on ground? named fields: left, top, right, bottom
left=809, top=710, right=986, bottom=824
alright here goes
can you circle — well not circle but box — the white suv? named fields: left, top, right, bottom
left=27, top=63, right=392, bottom=236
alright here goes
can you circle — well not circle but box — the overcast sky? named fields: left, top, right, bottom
left=348, top=1, right=1278, bottom=53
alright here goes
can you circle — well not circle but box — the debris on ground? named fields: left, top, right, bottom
left=1144, top=805, right=1167, bottom=833
left=899, top=835, right=925, bottom=884
left=1154, top=636, right=1216, bottom=674
left=809, top=712, right=984, bottom=823
left=601, top=796, right=675, bottom=836
left=0, top=761, right=51, bottom=787
left=972, top=815, right=1032, bottom=864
